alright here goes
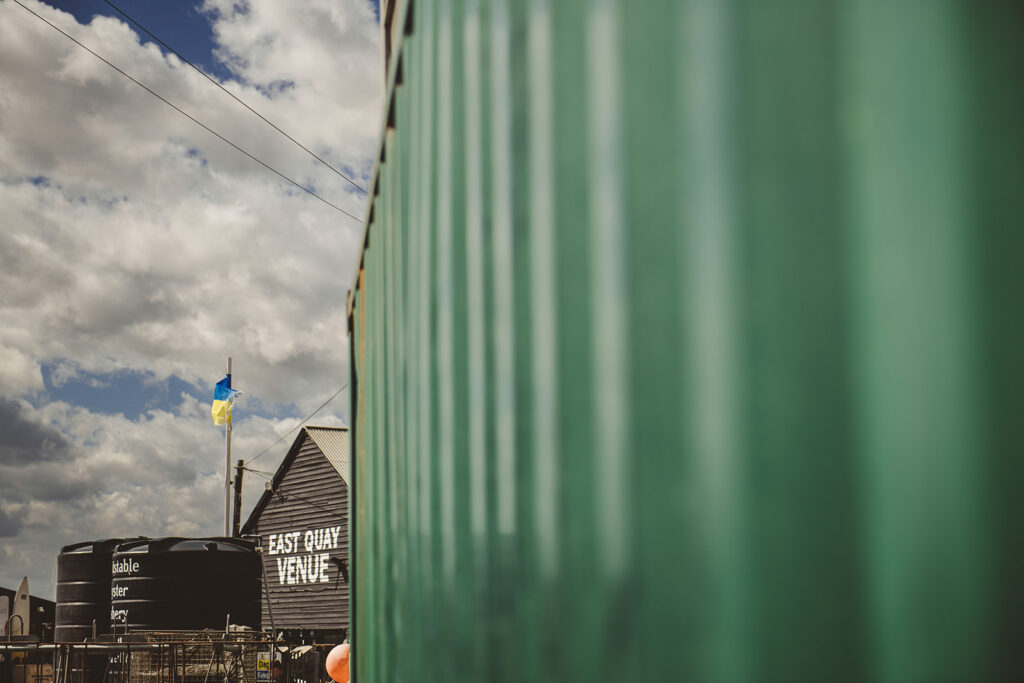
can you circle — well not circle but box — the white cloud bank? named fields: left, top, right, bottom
left=0, top=0, right=379, bottom=593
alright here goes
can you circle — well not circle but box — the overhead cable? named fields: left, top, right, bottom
left=11, top=0, right=362, bottom=222
left=243, top=467, right=341, bottom=516
left=247, top=383, right=348, bottom=464
left=102, top=0, right=369, bottom=195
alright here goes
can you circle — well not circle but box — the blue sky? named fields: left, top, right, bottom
left=0, top=0, right=380, bottom=594
left=45, top=0, right=381, bottom=82
left=38, top=363, right=303, bottom=421
left=41, top=363, right=204, bottom=419
left=46, top=0, right=234, bottom=80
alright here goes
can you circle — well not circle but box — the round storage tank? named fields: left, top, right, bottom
left=56, top=539, right=130, bottom=642
left=110, top=537, right=261, bottom=631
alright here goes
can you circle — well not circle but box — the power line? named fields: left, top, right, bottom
left=11, top=0, right=363, bottom=222
left=275, top=487, right=342, bottom=515
left=243, top=467, right=274, bottom=481
left=247, top=383, right=348, bottom=464
left=243, top=467, right=341, bottom=516
left=102, top=0, right=369, bottom=196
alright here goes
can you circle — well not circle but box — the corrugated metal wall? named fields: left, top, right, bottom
left=348, top=1, right=1024, bottom=681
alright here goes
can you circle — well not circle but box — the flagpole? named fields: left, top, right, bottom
left=225, top=356, right=232, bottom=537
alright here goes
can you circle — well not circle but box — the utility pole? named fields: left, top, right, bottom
left=232, top=459, right=245, bottom=537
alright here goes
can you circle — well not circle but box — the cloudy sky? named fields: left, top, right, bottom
left=0, top=0, right=381, bottom=597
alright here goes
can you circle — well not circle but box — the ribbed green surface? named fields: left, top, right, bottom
left=348, top=1, right=1024, bottom=681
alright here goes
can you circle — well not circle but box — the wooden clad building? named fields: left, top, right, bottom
left=241, top=426, right=349, bottom=642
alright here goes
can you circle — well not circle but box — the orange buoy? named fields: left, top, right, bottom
left=325, top=643, right=350, bottom=683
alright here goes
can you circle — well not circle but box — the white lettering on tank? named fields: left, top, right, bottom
left=111, top=559, right=140, bottom=575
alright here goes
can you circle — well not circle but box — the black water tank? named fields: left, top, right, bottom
left=110, top=537, right=261, bottom=631
left=55, top=539, right=128, bottom=642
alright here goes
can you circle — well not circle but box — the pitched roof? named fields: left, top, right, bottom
left=305, top=426, right=350, bottom=485
left=240, top=425, right=350, bottom=535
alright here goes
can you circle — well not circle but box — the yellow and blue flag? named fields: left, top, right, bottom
left=211, top=375, right=240, bottom=425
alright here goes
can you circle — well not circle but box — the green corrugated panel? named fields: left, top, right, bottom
left=348, top=1, right=1024, bottom=681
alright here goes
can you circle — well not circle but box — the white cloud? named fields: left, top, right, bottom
left=2, top=391, right=345, bottom=594
left=0, top=0, right=377, bottom=592
left=0, top=345, right=44, bottom=394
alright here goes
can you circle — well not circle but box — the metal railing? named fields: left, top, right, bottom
left=0, top=633, right=333, bottom=683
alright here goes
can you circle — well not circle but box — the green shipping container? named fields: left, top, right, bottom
left=347, top=1, right=1024, bottom=680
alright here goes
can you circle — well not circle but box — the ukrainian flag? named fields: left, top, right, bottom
left=211, top=375, right=240, bottom=425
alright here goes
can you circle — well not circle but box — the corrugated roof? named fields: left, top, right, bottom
left=305, top=426, right=350, bottom=485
